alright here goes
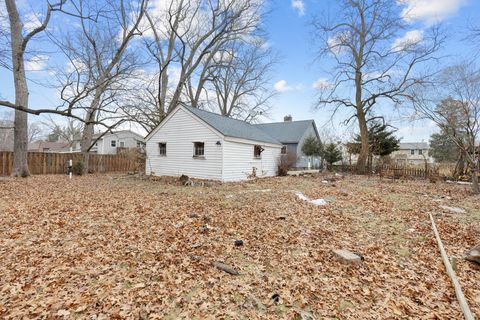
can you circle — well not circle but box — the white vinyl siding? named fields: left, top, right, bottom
left=222, top=140, right=281, bottom=182
left=145, top=108, right=223, bottom=180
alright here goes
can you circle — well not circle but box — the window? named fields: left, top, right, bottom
left=418, top=149, right=423, bottom=155
left=111, top=140, right=116, bottom=147
left=193, top=142, right=204, bottom=157
left=410, top=149, right=415, bottom=155
left=119, top=141, right=125, bottom=148
left=254, top=145, right=264, bottom=158
left=158, top=142, right=166, bottom=156
left=281, top=146, right=287, bottom=154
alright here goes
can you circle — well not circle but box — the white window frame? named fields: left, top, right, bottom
left=158, top=142, right=167, bottom=156
left=193, top=142, right=205, bottom=158
left=254, top=145, right=264, bottom=159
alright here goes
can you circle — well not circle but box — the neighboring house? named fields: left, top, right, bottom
left=28, top=141, right=71, bottom=153
left=145, top=105, right=283, bottom=182
left=0, top=120, right=14, bottom=151
left=71, top=130, right=144, bottom=155
left=253, top=116, right=321, bottom=169
left=391, top=142, right=433, bottom=165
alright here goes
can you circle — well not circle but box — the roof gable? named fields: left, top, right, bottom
left=399, top=142, right=429, bottom=150
left=253, top=120, right=317, bottom=144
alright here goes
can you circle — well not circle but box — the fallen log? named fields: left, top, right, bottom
left=429, top=213, right=474, bottom=320
left=213, top=261, right=239, bottom=275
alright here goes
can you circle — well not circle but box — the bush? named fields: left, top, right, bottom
left=72, top=161, right=84, bottom=176
left=277, top=153, right=298, bottom=176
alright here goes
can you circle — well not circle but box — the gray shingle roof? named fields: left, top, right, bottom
left=253, top=120, right=316, bottom=144
left=399, top=142, right=429, bottom=150
left=184, top=106, right=282, bottom=145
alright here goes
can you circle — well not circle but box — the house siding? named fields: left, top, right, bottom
left=222, top=140, right=281, bottom=182
left=145, top=108, right=223, bottom=180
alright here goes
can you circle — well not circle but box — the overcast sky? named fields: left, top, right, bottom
left=0, top=0, right=479, bottom=142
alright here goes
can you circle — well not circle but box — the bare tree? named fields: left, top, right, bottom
left=312, top=0, right=443, bottom=173
left=207, top=40, right=277, bottom=122
left=413, top=63, right=480, bottom=193
left=42, top=116, right=82, bottom=142
left=124, top=0, right=265, bottom=132
left=54, top=0, right=148, bottom=171
left=4, top=0, right=66, bottom=176
left=28, top=122, right=44, bottom=143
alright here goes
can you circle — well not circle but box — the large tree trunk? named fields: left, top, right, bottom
left=471, top=161, right=479, bottom=194
left=6, top=0, right=30, bottom=177
left=356, top=109, right=369, bottom=174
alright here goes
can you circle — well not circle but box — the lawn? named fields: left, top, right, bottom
left=0, top=174, right=479, bottom=319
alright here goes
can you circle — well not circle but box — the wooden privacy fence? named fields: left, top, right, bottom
left=0, top=151, right=140, bottom=175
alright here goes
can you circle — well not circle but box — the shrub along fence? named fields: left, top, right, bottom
left=0, top=151, right=140, bottom=175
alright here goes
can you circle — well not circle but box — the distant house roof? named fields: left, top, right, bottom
left=399, top=142, right=429, bottom=150
left=183, top=106, right=282, bottom=145
left=28, top=141, right=71, bottom=152
left=73, top=130, right=144, bottom=141
left=253, top=120, right=318, bottom=144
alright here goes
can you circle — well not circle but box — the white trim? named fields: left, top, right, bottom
left=224, top=136, right=282, bottom=148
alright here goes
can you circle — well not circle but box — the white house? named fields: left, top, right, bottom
left=71, top=130, right=144, bottom=155
left=145, top=106, right=284, bottom=182
left=391, top=142, right=433, bottom=165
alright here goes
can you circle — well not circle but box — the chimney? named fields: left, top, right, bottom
left=284, top=115, right=292, bottom=122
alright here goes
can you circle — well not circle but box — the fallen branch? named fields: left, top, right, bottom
left=429, top=213, right=475, bottom=320
left=213, top=261, right=239, bottom=275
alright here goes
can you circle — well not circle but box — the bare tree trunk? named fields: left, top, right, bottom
left=6, top=0, right=30, bottom=177
left=80, top=103, right=99, bottom=173
left=471, top=161, right=479, bottom=194
left=357, top=109, right=369, bottom=174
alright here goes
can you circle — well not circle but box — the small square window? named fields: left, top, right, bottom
left=254, top=145, right=264, bottom=158
left=410, top=149, right=415, bottom=155
left=281, top=146, right=287, bottom=154
left=111, top=140, right=116, bottom=147
left=418, top=149, right=423, bottom=155
left=193, top=142, right=204, bottom=157
left=158, top=142, right=166, bottom=156
left=120, top=141, right=125, bottom=148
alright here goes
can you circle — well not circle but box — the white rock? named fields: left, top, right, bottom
left=333, top=249, right=362, bottom=264
left=439, top=205, right=466, bottom=214
left=295, top=192, right=327, bottom=206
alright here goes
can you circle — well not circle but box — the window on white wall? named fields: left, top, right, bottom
left=418, top=149, right=423, bottom=155
left=158, top=142, right=166, bottom=156
left=254, top=145, right=264, bottom=158
left=111, top=140, right=116, bottom=147
left=410, top=149, right=414, bottom=155
left=120, top=141, right=125, bottom=148
left=193, top=142, right=204, bottom=157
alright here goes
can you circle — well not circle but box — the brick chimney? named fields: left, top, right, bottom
left=284, top=115, right=292, bottom=122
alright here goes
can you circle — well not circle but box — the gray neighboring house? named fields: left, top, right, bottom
left=253, top=115, right=322, bottom=169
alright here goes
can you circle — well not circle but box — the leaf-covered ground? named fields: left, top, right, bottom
left=0, top=174, right=479, bottom=319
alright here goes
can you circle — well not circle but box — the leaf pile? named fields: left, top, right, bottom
left=0, top=174, right=478, bottom=319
